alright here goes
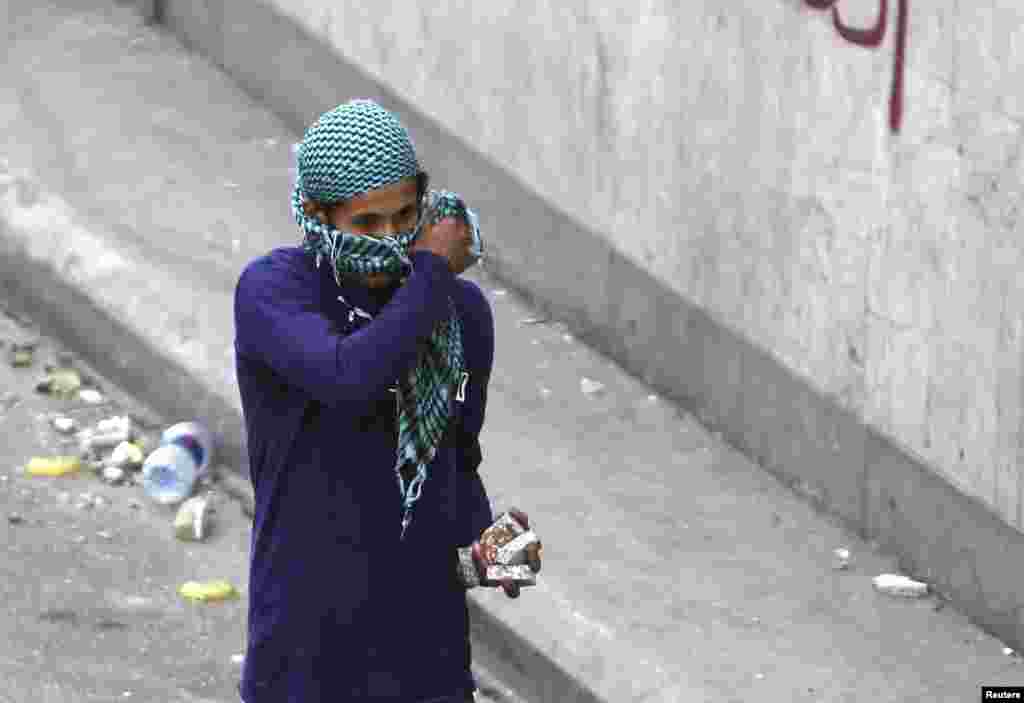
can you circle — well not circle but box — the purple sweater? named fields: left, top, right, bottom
left=233, top=247, right=495, bottom=702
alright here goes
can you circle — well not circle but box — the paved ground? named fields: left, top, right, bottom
left=0, top=301, right=514, bottom=703
left=3, top=2, right=1024, bottom=702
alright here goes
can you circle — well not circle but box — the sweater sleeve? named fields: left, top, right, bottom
left=234, top=250, right=454, bottom=413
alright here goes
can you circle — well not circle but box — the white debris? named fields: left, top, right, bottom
left=539, top=387, right=552, bottom=397
left=52, top=416, right=77, bottom=434
left=872, top=573, right=929, bottom=598
left=107, top=441, right=144, bottom=469
left=102, top=466, right=126, bottom=485
left=93, top=495, right=107, bottom=509
left=96, top=530, right=113, bottom=540
left=1004, top=647, right=1016, bottom=656
left=97, top=416, right=132, bottom=435
left=562, top=334, right=574, bottom=343
left=491, top=289, right=507, bottom=296
left=832, top=548, right=851, bottom=570
left=79, top=389, right=104, bottom=404
left=231, top=653, right=245, bottom=665
left=174, top=496, right=212, bottom=541
left=580, top=377, right=605, bottom=395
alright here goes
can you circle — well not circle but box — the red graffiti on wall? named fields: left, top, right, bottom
left=804, top=0, right=908, bottom=134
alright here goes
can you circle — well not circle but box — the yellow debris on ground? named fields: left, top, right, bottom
left=26, top=455, right=81, bottom=476
left=179, top=580, right=239, bottom=602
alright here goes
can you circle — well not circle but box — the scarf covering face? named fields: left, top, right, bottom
left=291, top=99, right=484, bottom=540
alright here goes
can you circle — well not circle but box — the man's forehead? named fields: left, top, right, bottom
left=346, top=178, right=418, bottom=213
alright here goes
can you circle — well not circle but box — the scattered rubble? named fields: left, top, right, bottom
left=78, top=389, right=104, bottom=404
left=26, top=455, right=81, bottom=477
left=36, top=367, right=81, bottom=398
left=179, top=580, right=238, bottom=602
left=102, top=466, right=126, bottom=485
left=107, top=441, right=144, bottom=470
left=8, top=342, right=36, bottom=368
left=872, top=573, right=929, bottom=598
left=174, top=496, right=213, bottom=541
left=52, top=416, right=77, bottom=434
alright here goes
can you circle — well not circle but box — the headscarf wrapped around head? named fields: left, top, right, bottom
left=291, top=98, right=480, bottom=541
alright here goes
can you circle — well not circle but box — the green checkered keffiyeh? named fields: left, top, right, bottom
left=291, top=99, right=482, bottom=541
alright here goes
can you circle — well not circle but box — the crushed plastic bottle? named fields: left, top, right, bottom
left=160, top=422, right=214, bottom=479
left=141, top=444, right=197, bottom=505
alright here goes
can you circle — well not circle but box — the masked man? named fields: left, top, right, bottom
left=233, top=99, right=538, bottom=702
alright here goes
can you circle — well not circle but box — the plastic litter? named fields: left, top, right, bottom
left=26, top=455, right=81, bottom=477
left=174, top=496, right=213, bottom=541
left=179, top=580, right=238, bottom=602
left=79, top=389, right=104, bottom=404
left=160, top=422, right=215, bottom=479
left=106, top=441, right=144, bottom=470
left=141, top=444, right=197, bottom=505
left=519, top=317, right=550, bottom=326
left=52, top=416, right=77, bottom=434
left=102, top=466, right=126, bottom=485
left=832, top=547, right=851, bottom=570
left=872, top=573, right=929, bottom=598
left=78, top=417, right=133, bottom=456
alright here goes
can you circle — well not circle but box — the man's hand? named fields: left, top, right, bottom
left=469, top=508, right=541, bottom=599
left=411, top=217, right=474, bottom=276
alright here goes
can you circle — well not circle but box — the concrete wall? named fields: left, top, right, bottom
left=257, top=0, right=1024, bottom=530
